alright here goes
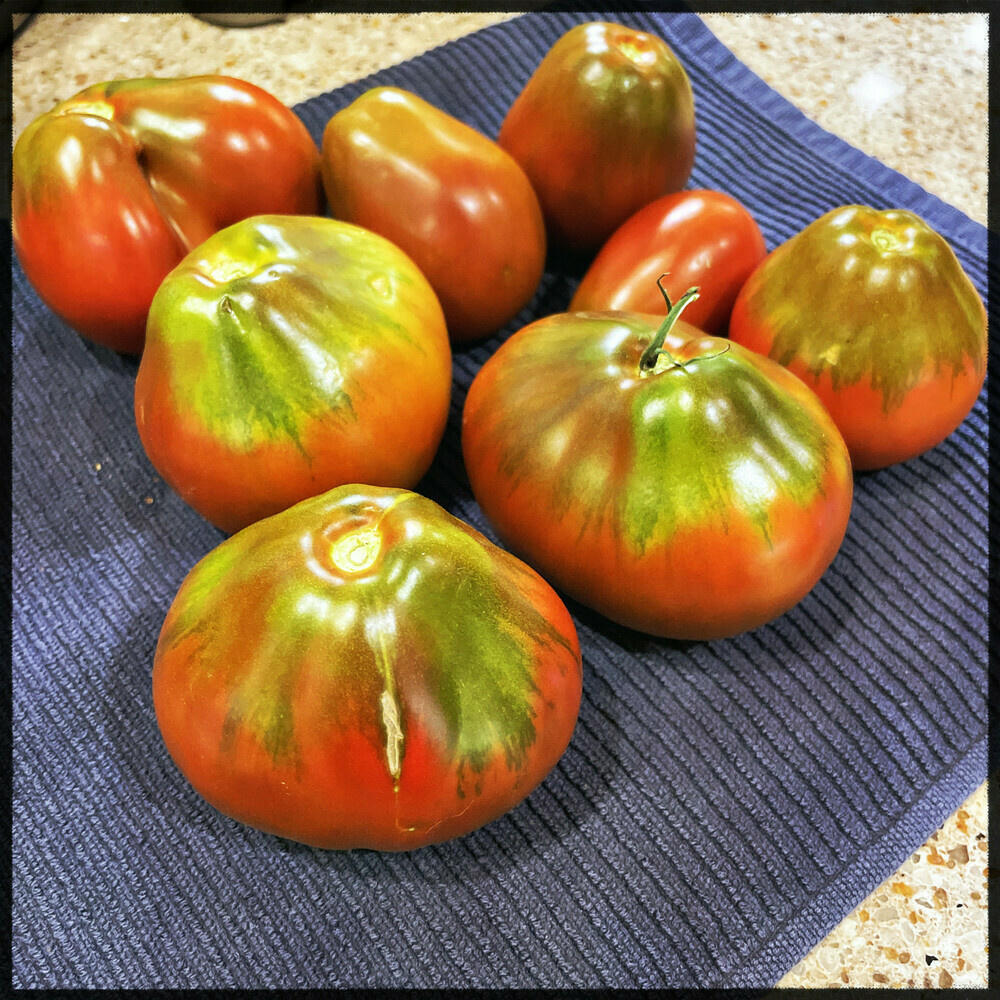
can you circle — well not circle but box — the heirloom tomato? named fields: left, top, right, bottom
left=728, top=205, right=987, bottom=470
left=12, top=75, right=322, bottom=354
left=135, top=215, right=451, bottom=534
left=569, top=190, right=767, bottom=335
left=153, top=485, right=583, bottom=851
left=462, top=289, right=853, bottom=640
left=498, top=21, right=696, bottom=251
left=321, top=87, right=546, bottom=341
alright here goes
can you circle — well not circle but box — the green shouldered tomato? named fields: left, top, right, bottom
left=321, top=87, right=546, bottom=342
left=462, top=290, right=853, bottom=640
left=728, top=205, right=987, bottom=469
left=135, top=215, right=451, bottom=534
left=153, top=485, right=583, bottom=851
left=13, top=76, right=322, bottom=353
left=498, top=21, right=696, bottom=251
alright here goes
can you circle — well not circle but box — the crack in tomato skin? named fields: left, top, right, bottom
left=380, top=688, right=404, bottom=782
left=152, top=485, right=582, bottom=851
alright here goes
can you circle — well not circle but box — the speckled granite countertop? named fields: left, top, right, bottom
left=11, top=11, right=987, bottom=990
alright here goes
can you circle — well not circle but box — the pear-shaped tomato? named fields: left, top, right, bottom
left=728, top=205, right=987, bottom=470
left=498, top=21, right=696, bottom=251
left=569, top=190, right=766, bottom=334
left=13, top=76, right=322, bottom=353
left=152, top=485, right=583, bottom=851
left=135, top=215, right=451, bottom=534
left=321, top=87, right=546, bottom=342
left=462, top=292, right=853, bottom=640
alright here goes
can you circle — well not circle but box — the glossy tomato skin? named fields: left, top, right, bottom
left=462, top=312, right=853, bottom=640
left=153, top=485, right=583, bottom=851
left=135, top=215, right=451, bottom=534
left=498, top=21, right=696, bottom=251
left=729, top=205, right=987, bottom=470
left=12, top=76, right=322, bottom=353
left=321, top=87, right=546, bottom=342
left=569, top=190, right=767, bottom=334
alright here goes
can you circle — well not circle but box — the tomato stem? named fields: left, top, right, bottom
left=638, top=277, right=700, bottom=372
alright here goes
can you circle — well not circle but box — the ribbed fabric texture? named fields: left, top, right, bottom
left=12, top=9, right=988, bottom=989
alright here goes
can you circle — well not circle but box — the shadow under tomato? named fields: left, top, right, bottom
left=562, top=592, right=699, bottom=658
left=96, top=604, right=195, bottom=821
left=544, top=241, right=595, bottom=287
left=79, top=335, right=141, bottom=377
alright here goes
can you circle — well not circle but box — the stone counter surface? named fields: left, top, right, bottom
left=11, top=11, right=988, bottom=991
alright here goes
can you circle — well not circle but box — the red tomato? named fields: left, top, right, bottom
left=153, top=485, right=583, bottom=851
left=462, top=292, right=853, bottom=640
left=12, top=76, right=322, bottom=354
left=135, top=215, right=452, bottom=534
left=729, top=205, right=987, bottom=469
left=498, top=21, right=696, bottom=251
left=321, top=87, right=546, bottom=342
left=569, top=190, right=767, bottom=335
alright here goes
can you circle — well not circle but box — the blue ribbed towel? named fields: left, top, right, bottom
left=12, top=8, right=988, bottom=989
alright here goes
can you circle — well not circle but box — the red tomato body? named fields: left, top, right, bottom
left=321, top=87, right=546, bottom=342
left=729, top=205, right=987, bottom=469
left=570, top=190, right=767, bottom=335
left=498, top=21, right=696, bottom=251
left=13, top=76, right=322, bottom=353
left=462, top=311, right=853, bottom=640
left=135, top=215, right=452, bottom=534
left=152, top=485, right=583, bottom=851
